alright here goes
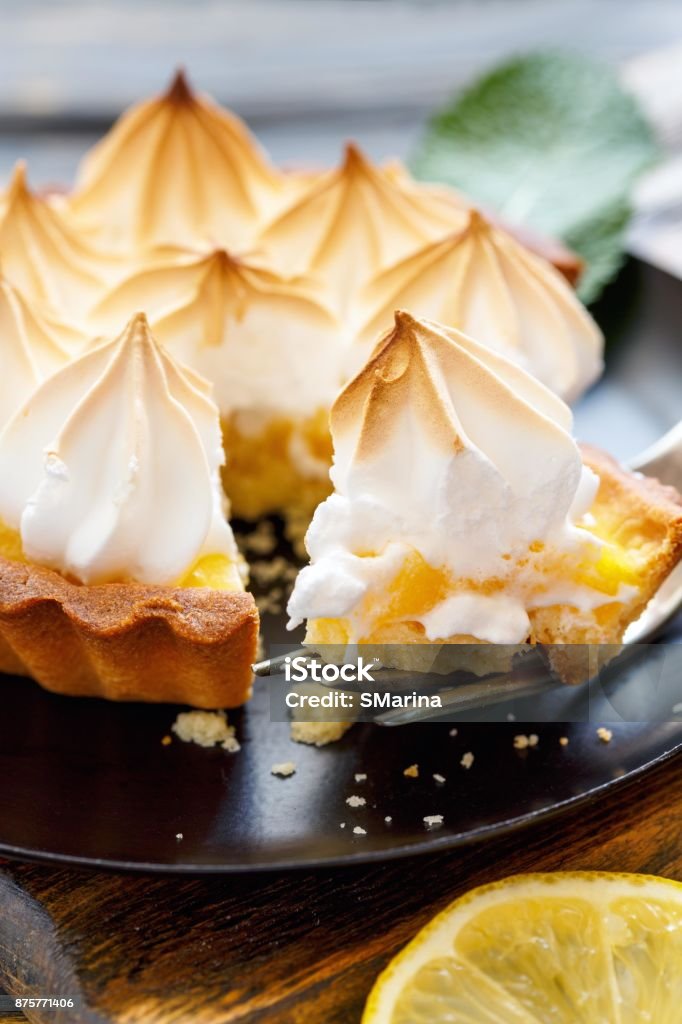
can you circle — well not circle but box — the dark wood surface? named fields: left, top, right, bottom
left=0, top=752, right=679, bottom=1024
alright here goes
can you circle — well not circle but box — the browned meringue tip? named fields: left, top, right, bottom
left=165, top=66, right=194, bottom=104
left=6, top=159, right=30, bottom=197
left=0, top=556, right=260, bottom=708
left=465, top=207, right=488, bottom=233
left=342, top=141, right=371, bottom=170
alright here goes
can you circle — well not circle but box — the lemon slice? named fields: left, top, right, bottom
left=363, top=872, right=682, bottom=1023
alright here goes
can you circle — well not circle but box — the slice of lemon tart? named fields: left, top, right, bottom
left=0, top=313, right=258, bottom=707
left=288, top=312, right=682, bottom=676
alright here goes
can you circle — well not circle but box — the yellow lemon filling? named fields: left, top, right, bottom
left=307, top=522, right=642, bottom=645
left=0, top=521, right=242, bottom=592
left=221, top=409, right=333, bottom=522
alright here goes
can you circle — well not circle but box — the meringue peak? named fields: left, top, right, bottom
left=87, top=245, right=347, bottom=420
left=259, top=143, right=467, bottom=312
left=356, top=208, right=603, bottom=402
left=333, top=311, right=577, bottom=477
left=67, top=74, right=290, bottom=251
left=0, top=160, right=116, bottom=315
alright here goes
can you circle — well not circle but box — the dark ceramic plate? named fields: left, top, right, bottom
left=0, top=260, right=680, bottom=873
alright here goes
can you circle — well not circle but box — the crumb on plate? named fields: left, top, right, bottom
left=597, top=727, right=613, bottom=744
left=290, top=720, right=353, bottom=747
left=460, top=752, right=474, bottom=770
left=346, top=795, right=366, bottom=807
left=403, top=764, right=419, bottom=778
left=423, top=815, right=444, bottom=828
left=171, top=710, right=240, bottom=752
left=271, top=761, right=297, bottom=777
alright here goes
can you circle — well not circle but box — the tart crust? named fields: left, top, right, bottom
left=0, top=556, right=259, bottom=707
left=536, top=443, right=682, bottom=681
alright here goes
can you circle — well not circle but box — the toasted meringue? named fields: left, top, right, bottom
left=89, top=247, right=347, bottom=420
left=67, top=70, right=290, bottom=252
left=259, top=143, right=468, bottom=312
left=0, top=313, right=240, bottom=587
left=354, top=211, right=603, bottom=402
left=288, top=312, right=662, bottom=646
left=0, top=162, right=117, bottom=317
left=0, top=273, right=86, bottom=426
left=89, top=248, right=349, bottom=519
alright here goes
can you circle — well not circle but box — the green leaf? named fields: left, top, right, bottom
left=411, top=51, right=659, bottom=303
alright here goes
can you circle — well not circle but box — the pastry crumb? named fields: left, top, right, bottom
left=460, top=752, right=474, bottom=770
left=354, top=772, right=367, bottom=782
left=597, top=727, right=613, bottom=744
left=403, top=763, right=419, bottom=778
left=175, top=832, right=183, bottom=841
left=271, top=761, right=297, bottom=777
left=449, top=728, right=458, bottom=737
left=423, top=814, right=444, bottom=828
left=161, top=735, right=172, bottom=746
left=172, top=710, right=239, bottom=751
left=346, top=795, right=366, bottom=807
left=559, top=736, right=570, bottom=747
left=514, top=734, right=539, bottom=750
left=290, top=719, right=353, bottom=747
left=340, top=822, right=346, bottom=829
left=238, top=520, right=277, bottom=556
left=433, top=773, right=446, bottom=784
left=384, top=816, right=392, bottom=824
left=353, top=826, right=367, bottom=836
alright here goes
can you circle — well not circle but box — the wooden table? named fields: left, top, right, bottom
left=0, top=751, right=679, bottom=1023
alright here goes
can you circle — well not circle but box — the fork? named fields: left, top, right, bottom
left=253, top=421, right=682, bottom=722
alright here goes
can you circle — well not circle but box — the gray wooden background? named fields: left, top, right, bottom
left=0, top=0, right=681, bottom=182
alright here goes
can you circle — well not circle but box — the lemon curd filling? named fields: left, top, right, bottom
left=0, top=520, right=243, bottom=592
left=221, top=409, right=333, bottom=522
left=307, top=520, right=643, bottom=645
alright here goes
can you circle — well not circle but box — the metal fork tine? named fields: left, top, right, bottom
left=252, top=648, right=309, bottom=676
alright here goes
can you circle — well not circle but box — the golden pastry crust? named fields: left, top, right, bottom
left=535, top=443, right=682, bottom=681
left=0, top=556, right=259, bottom=708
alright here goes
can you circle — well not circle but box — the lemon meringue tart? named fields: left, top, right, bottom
left=66, top=69, right=293, bottom=253
left=0, top=313, right=258, bottom=707
left=355, top=210, right=603, bottom=402
left=288, top=312, right=682, bottom=670
left=89, top=247, right=348, bottom=522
